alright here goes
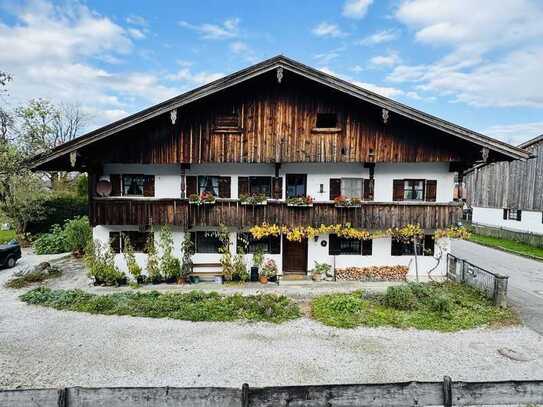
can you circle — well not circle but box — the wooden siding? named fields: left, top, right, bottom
left=84, top=71, right=477, bottom=166
left=465, top=139, right=543, bottom=211
left=90, top=199, right=462, bottom=230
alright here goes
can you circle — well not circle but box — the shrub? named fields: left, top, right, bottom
left=33, top=224, right=68, bottom=254
left=233, top=253, right=248, bottom=282
left=180, top=232, right=195, bottom=278
left=158, top=226, right=180, bottom=281
left=26, top=193, right=88, bottom=235
left=407, top=282, right=433, bottom=299
left=383, top=285, right=418, bottom=311
left=326, top=293, right=364, bottom=313
left=429, top=294, right=453, bottom=315
left=145, top=234, right=161, bottom=283
left=32, top=216, right=91, bottom=255
left=123, top=235, right=142, bottom=280
left=85, top=239, right=125, bottom=286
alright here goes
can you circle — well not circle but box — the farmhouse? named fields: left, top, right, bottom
left=30, top=56, right=529, bottom=280
left=465, top=134, right=543, bottom=242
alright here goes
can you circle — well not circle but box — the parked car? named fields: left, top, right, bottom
left=0, top=240, right=21, bottom=269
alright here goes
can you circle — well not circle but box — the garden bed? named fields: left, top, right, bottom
left=20, top=288, right=301, bottom=323
left=311, top=282, right=519, bottom=331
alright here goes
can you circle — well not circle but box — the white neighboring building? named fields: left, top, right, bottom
left=466, top=134, right=543, bottom=237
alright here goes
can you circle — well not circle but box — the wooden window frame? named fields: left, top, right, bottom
left=237, top=233, right=280, bottom=254
left=286, top=174, right=307, bottom=198
left=329, top=234, right=373, bottom=256
left=391, top=235, right=434, bottom=256
left=213, top=108, right=242, bottom=133
left=109, top=231, right=150, bottom=254
left=312, top=112, right=341, bottom=133
left=193, top=231, right=222, bottom=254
left=504, top=208, right=522, bottom=221
left=403, top=179, right=425, bottom=201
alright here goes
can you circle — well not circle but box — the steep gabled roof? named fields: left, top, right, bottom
left=519, top=134, right=543, bottom=149
left=30, top=55, right=530, bottom=169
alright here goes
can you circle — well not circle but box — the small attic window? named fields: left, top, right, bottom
left=214, top=107, right=241, bottom=132
left=315, top=113, right=337, bottom=129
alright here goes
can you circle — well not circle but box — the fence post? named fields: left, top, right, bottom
left=443, top=376, right=452, bottom=407
left=57, top=388, right=67, bottom=407
left=241, top=383, right=249, bottom=407
left=494, top=275, right=509, bottom=308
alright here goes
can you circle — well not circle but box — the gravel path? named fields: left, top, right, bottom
left=1, top=252, right=543, bottom=389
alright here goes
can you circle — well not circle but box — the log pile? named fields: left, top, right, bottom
left=336, top=265, right=408, bottom=281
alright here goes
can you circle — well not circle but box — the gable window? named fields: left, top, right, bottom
left=329, top=235, right=372, bottom=256
left=193, top=231, right=222, bottom=253
left=391, top=235, right=434, bottom=256
left=315, top=113, right=337, bottom=129
left=110, top=231, right=150, bottom=254
left=214, top=107, right=240, bottom=132
left=341, top=178, right=363, bottom=199
left=503, top=208, right=522, bottom=221
left=198, top=176, right=220, bottom=196
left=237, top=233, right=280, bottom=254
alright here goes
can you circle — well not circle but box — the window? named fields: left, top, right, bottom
left=214, top=108, right=240, bottom=131
left=249, top=177, right=272, bottom=197
left=286, top=174, right=307, bottom=197
left=194, top=231, right=222, bottom=253
left=391, top=235, right=434, bottom=256
left=341, top=178, right=363, bottom=199
left=503, top=208, right=522, bottom=221
left=404, top=179, right=425, bottom=200
left=123, top=174, right=145, bottom=196
left=315, top=113, right=337, bottom=128
left=109, top=231, right=150, bottom=254
left=329, top=235, right=372, bottom=255
left=237, top=233, right=280, bottom=254
left=198, top=176, right=220, bottom=196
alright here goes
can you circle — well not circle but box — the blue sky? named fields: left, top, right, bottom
left=1, top=0, right=543, bottom=145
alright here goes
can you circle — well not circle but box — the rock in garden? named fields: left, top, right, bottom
left=34, top=262, right=51, bottom=273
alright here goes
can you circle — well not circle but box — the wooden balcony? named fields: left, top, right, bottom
left=90, top=199, right=463, bottom=231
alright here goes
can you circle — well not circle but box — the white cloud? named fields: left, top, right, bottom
left=126, top=15, right=148, bottom=27
left=314, top=46, right=346, bottom=65
left=358, top=29, right=399, bottom=45
left=391, top=0, right=543, bottom=108
left=178, top=18, right=240, bottom=40
left=369, top=51, right=401, bottom=67
left=342, top=0, right=373, bottom=19
left=311, top=22, right=346, bottom=38
left=168, top=66, right=224, bottom=87
left=127, top=28, right=146, bottom=39
left=482, top=122, right=543, bottom=145
left=229, top=41, right=259, bottom=63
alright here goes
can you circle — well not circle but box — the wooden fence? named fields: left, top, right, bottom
left=2, top=378, right=543, bottom=406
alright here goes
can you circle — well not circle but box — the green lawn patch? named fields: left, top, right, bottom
left=0, top=229, right=16, bottom=244
left=20, top=288, right=301, bottom=323
left=5, top=267, right=62, bottom=289
left=468, top=233, right=543, bottom=260
left=311, top=282, right=519, bottom=331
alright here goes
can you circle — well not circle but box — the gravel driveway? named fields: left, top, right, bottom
left=1, top=251, right=543, bottom=389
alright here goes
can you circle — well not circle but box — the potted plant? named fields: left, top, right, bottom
left=286, top=195, right=314, bottom=207
left=334, top=195, right=362, bottom=208
left=311, top=261, right=331, bottom=282
left=123, top=235, right=144, bottom=284
left=260, top=259, right=278, bottom=284
left=251, top=245, right=264, bottom=282
left=180, top=233, right=195, bottom=284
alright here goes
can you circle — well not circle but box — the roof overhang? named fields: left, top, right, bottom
left=30, top=55, right=531, bottom=169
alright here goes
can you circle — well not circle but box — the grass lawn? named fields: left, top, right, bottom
left=0, top=229, right=16, bottom=244
left=20, top=288, right=301, bottom=323
left=311, top=282, right=519, bottom=332
left=469, top=233, right=543, bottom=259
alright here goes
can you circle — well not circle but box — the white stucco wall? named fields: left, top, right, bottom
left=472, top=206, right=543, bottom=235
left=93, top=226, right=447, bottom=280
left=103, top=162, right=455, bottom=203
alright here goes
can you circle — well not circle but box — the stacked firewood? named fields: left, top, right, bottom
left=336, top=265, right=408, bottom=281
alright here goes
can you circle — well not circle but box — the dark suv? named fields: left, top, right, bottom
left=0, top=240, right=21, bottom=269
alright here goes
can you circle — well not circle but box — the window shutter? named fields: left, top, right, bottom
left=362, top=239, right=372, bottom=256
left=503, top=209, right=508, bottom=220
left=238, top=176, right=249, bottom=197
left=143, top=175, right=155, bottom=197
left=110, top=174, right=121, bottom=196
left=272, top=177, right=283, bottom=200
left=363, top=179, right=374, bottom=201
left=186, top=176, right=197, bottom=196
left=270, top=236, right=281, bottom=254
left=425, top=180, right=437, bottom=202
left=219, top=176, right=231, bottom=198
left=424, top=235, right=434, bottom=256
left=329, top=178, right=341, bottom=200
left=392, top=180, right=404, bottom=201
left=517, top=210, right=522, bottom=221
left=328, top=234, right=340, bottom=255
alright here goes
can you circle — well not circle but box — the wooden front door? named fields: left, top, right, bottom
left=282, top=237, right=308, bottom=274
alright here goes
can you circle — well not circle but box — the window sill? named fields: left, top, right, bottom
left=311, top=127, right=342, bottom=133
left=213, top=128, right=244, bottom=134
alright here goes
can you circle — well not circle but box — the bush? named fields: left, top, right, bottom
left=429, top=294, right=453, bottom=315
left=32, top=216, right=91, bottom=255
left=85, top=239, right=125, bottom=286
left=123, top=235, right=142, bottom=280
left=383, top=285, right=418, bottom=311
left=26, top=193, right=88, bottom=235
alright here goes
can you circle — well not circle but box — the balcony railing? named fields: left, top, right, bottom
left=90, top=198, right=463, bottom=230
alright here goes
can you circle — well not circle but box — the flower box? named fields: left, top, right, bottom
left=239, top=193, right=268, bottom=206
left=188, top=192, right=216, bottom=205
left=334, top=196, right=362, bottom=208
left=286, top=195, right=314, bottom=207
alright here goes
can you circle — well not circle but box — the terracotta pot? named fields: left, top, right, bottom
left=312, top=273, right=322, bottom=282
left=259, top=276, right=268, bottom=284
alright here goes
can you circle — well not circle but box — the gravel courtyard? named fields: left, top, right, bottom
left=1, top=253, right=543, bottom=389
